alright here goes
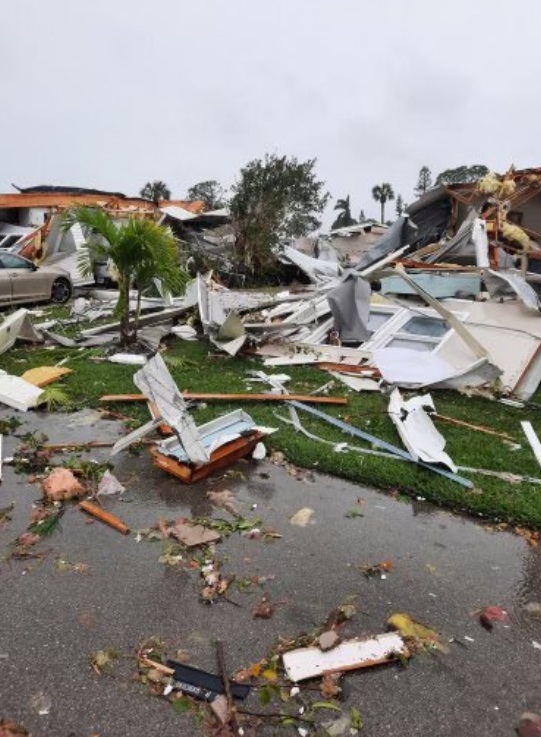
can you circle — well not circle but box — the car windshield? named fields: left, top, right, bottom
left=0, top=254, right=33, bottom=269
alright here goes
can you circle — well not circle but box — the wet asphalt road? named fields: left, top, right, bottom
left=1, top=409, right=541, bottom=736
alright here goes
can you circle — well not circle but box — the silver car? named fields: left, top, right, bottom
left=0, top=252, right=72, bottom=306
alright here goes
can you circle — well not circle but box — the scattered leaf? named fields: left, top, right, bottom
left=312, top=701, right=341, bottom=712
left=55, top=558, right=89, bottom=574
left=514, top=527, right=540, bottom=547
left=90, top=648, right=119, bottom=675
left=345, top=509, right=364, bottom=519
left=254, top=596, right=275, bottom=619
left=0, top=504, right=14, bottom=524
left=320, top=673, right=342, bottom=699
left=479, top=606, right=510, bottom=630
left=350, top=707, right=363, bottom=730
left=359, top=560, right=392, bottom=578
left=171, top=695, right=192, bottom=714
left=0, top=720, right=29, bottom=737
left=387, top=612, right=446, bottom=653
left=259, top=685, right=272, bottom=706
left=18, top=531, right=42, bottom=548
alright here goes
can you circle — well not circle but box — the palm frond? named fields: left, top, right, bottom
left=42, top=385, right=75, bottom=412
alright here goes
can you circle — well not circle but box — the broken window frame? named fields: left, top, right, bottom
left=364, top=306, right=470, bottom=355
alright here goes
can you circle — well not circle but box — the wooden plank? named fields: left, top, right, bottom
left=433, top=414, right=515, bottom=441
left=317, top=363, right=380, bottom=376
left=282, top=633, right=408, bottom=682
left=101, top=393, right=348, bottom=406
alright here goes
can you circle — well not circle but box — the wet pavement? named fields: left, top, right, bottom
left=1, top=409, right=541, bottom=736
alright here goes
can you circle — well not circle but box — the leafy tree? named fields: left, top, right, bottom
left=230, top=153, right=329, bottom=276
left=331, top=195, right=357, bottom=230
left=395, top=194, right=404, bottom=216
left=435, top=165, right=489, bottom=186
left=61, top=207, right=186, bottom=345
left=140, top=180, right=171, bottom=203
left=186, top=180, right=226, bottom=211
left=414, top=166, right=433, bottom=197
left=371, top=183, right=395, bottom=224
left=359, top=209, right=367, bottom=222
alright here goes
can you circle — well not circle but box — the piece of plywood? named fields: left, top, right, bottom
left=169, top=521, right=221, bottom=547
left=282, top=633, right=407, bottom=682
left=22, top=366, right=73, bottom=388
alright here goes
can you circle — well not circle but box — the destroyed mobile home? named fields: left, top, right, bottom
left=3, top=167, right=541, bottom=488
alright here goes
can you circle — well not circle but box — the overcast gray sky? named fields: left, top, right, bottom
left=2, top=0, right=540, bottom=227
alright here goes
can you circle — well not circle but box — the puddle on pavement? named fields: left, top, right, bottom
left=2, top=408, right=541, bottom=736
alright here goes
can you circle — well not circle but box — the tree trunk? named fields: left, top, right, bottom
left=134, top=288, right=142, bottom=343
left=117, top=275, right=132, bottom=347
left=380, top=200, right=385, bottom=224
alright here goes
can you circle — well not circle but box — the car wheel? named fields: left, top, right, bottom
left=51, top=278, right=72, bottom=304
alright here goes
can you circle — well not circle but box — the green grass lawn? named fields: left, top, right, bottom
left=3, top=329, right=541, bottom=528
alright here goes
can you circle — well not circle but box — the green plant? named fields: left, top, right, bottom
left=61, top=207, right=187, bottom=345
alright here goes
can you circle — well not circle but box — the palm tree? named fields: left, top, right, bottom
left=331, top=195, right=357, bottom=230
left=140, top=180, right=171, bottom=203
left=61, top=207, right=186, bottom=345
left=371, top=183, right=395, bottom=224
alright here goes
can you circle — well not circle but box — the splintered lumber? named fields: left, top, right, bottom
left=79, top=500, right=130, bottom=535
left=317, top=363, right=380, bottom=376
left=100, top=392, right=348, bottom=406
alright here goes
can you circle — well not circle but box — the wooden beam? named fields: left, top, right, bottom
left=100, top=392, right=348, bottom=405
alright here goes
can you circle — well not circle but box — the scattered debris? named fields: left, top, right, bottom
left=318, top=631, right=340, bottom=651
left=164, top=657, right=250, bottom=702
left=207, top=490, right=241, bottom=517
left=388, top=389, right=457, bottom=472
left=0, top=720, right=30, bottom=737
left=0, top=372, right=44, bottom=412
left=516, top=712, right=541, bottom=737
left=55, top=558, right=89, bottom=574
left=521, top=421, right=541, bottom=468
left=21, top=366, right=73, bottom=387
left=282, top=632, right=408, bottom=682
left=96, top=470, right=125, bottom=496
left=42, top=467, right=84, bottom=501
left=358, top=560, right=392, bottom=578
left=253, top=595, right=275, bottom=619
left=478, top=606, right=510, bottom=630
left=289, top=508, right=315, bottom=527
left=79, top=500, right=130, bottom=535
left=168, top=520, right=221, bottom=547
left=387, top=612, right=446, bottom=653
